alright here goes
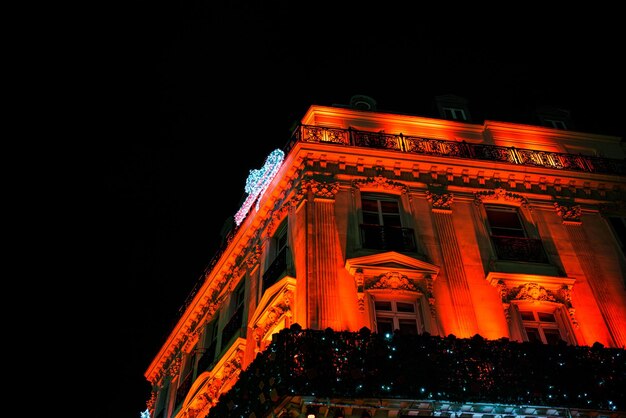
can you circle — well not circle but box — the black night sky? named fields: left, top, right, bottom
left=93, top=3, right=624, bottom=417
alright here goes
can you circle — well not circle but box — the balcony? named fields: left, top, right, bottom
left=491, top=235, right=549, bottom=263
left=208, top=327, right=626, bottom=418
left=360, top=224, right=417, bottom=252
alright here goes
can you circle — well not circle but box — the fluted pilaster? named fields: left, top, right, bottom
left=304, top=179, right=341, bottom=330
left=555, top=203, right=625, bottom=347
left=428, top=191, right=478, bottom=337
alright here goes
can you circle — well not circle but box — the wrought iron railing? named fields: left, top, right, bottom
left=491, top=235, right=549, bottom=263
left=262, top=247, right=289, bottom=291
left=287, top=125, right=626, bottom=175
left=360, top=224, right=417, bottom=252
left=208, top=327, right=626, bottom=418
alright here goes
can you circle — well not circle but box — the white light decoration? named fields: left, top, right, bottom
left=140, top=409, right=150, bottom=418
left=234, top=149, right=285, bottom=225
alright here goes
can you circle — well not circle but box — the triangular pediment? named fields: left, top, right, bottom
left=345, top=251, right=439, bottom=278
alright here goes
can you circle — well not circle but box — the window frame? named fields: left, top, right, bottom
left=484, top=204, right=527, bottom=238
left=510, top=301, right=576, bottom=346
left=371, top=295, right=426, bottom=337
left=442, top=106, right=468, bottom=121
left=361, top=193, right=403, bottom=227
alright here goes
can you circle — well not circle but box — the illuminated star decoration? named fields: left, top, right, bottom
left=140, top=408, right=150, bottom=418
left=234, top=149, right=285, bottom=226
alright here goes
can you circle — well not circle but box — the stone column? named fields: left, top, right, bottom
left=304, top=179, right=342, bottom=330
left=555, top=203, right=624, bottom=348
left=427, top=191, right=478, bottom=337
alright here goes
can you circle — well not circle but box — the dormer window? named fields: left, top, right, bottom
left=544, top=118, right=567, bottom=130
left=442, top=106, right=468, bottom=121
left=434, top=94, right=472, bottom=122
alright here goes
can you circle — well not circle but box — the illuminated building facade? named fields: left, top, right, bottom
left=144, top=96, right=626, bottom=418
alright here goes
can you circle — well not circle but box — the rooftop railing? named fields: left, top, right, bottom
left=286, top=124, right=626, bottom=175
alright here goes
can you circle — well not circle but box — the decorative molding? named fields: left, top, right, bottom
left=300, top=178, right=340, bottom=199
left=245, top=245, right=262, bottom=270
left=554, top=202, right=582, bottom=224
left=501, top=282, right=570, bottom=307
left=252, top=289, right=294, bottom=344
left=353, top=175, right=409, bottom=195
left=473, top=188, right=529, bottom=208
left=425, top=191, right=454, bottom=210
left=368, top=272, right=418, bottom=291
left=169, top=356, right=182, bottom=378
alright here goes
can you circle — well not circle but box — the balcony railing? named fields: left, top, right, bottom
left=262, top=247, right=290, bottom=291
left=287, top=125, right=626, bottom=175
left=208, top=327, right=626, bottom=418
left=360, top=224, right=417, bottom=252
left=491, top=235, right=549, bottom=263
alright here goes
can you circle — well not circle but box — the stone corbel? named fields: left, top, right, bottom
left=554, top=202, right=582, bottom=224
left=425, top=190, right=454, bottom=211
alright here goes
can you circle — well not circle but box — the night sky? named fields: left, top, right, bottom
left=93, top=4, right=623, bottom=417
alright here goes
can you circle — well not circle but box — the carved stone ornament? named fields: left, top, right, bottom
left=474, top=188, right=529, bottom=208
left=146, top=391, right=157, bottom=411
left=554, top=202, right=582, bottom=223
left=369, top=272, right=417, bottom=291
left=245, top=245, right=262, bottom=269
left=506, top=283, right=559, bottom=303
left=426, top=191, right=454, bottom=210
left=353, top=175, right=409, bottom=194
left=300, top=178, right=340, bottom=199
left=169, top=356, right=182, bottom=377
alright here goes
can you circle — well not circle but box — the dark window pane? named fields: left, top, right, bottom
left=380, top=200, right=399, bottom=214
left=376, top=317, right=394, bottom=335
left=362, top=199, right=379, bottom=212
left=520, top=311, right=535, bottom=321
left=544, top=328, right=563, bottom=345
left=486, top=207, right=525, bottom=237
left=396, top=302, right=415, bottom=312
left=375, top=301, right=392, bottom=311
left=382, top=214, right=402, bottom=227
left=538, top=312, right=556, bottom=322
left=525, top=327, right=541, bottom=343
left=398, top=319, right=418, bottom=334
left=363, top=213, right=380, bottom=225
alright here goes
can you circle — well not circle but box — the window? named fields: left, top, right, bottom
left=374, top=299, right=423, bottom=336
left=263, top=220, right=290, bottom=291
left=544, top=119, right=567, bottom=130
left=518, top=309, right=567, bottom=345
left=362, top=194, right=402, bottom=227
left=485, top=205, right=526, bottom=237
left=442, top=106, right=468, bottom=121
left=485, top=204, right=548, bottom=263
left=197, top=317, right=219, bottom=373
left=360, top=193, right=416, bottom=251
left=222, top=281, right=245, bottom=345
